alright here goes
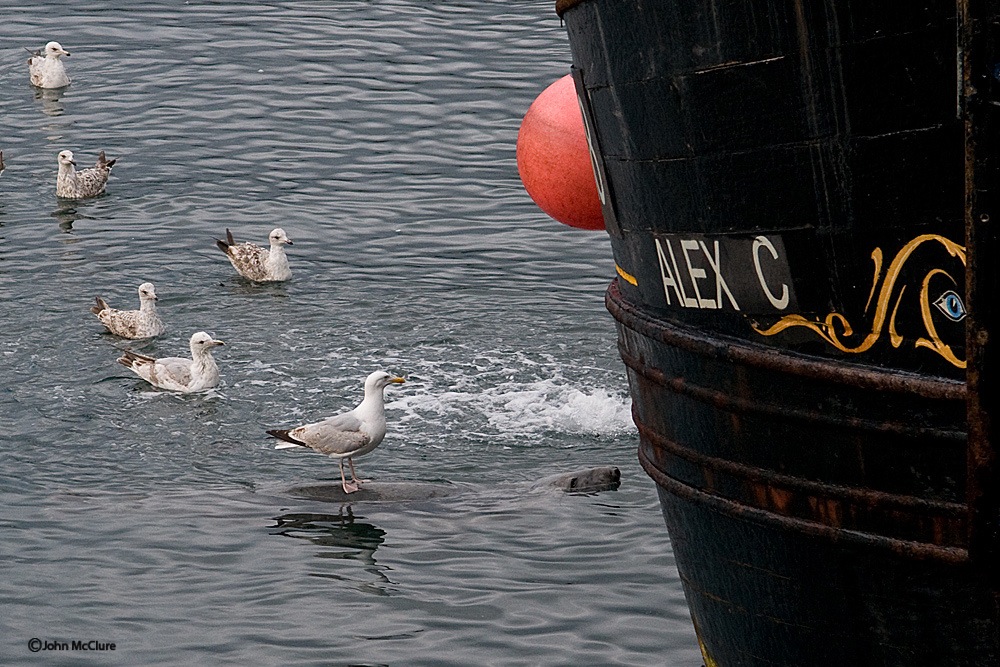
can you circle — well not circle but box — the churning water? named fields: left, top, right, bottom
left=0, top=2, right=700, bottom=664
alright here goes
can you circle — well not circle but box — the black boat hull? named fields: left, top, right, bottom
left=610, top=279, right=996, bottom=663
left=556, top=0, right=1000, bottom=662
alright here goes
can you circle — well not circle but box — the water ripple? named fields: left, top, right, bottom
left=0, top=2, right=698, bottom=664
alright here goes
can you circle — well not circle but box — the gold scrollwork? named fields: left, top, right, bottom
left=752, top=234, right=966, bottom=368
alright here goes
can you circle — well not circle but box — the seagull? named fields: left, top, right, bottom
left=91, top=282, right=165, bottom=339
left=0, top=151, right=5, bottom=176
left=117, top=331, right=225, bottom=393
left=56, top=150, right=117, bottom=199
left=268, top=371, right=406, bottom=493
left=215, top=228, right=293, bottom=282
left=28, top=41, right=71, bottom=89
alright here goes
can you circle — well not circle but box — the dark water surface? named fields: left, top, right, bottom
left=0, top=2, right=700, bottom=664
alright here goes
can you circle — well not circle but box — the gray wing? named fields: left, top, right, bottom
left=292, top=412, right=369, bottom=456
left=149, top=356, right=194, bottom=389
left=28, top=57, right=44, bottom=85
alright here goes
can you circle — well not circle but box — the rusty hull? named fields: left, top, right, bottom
left=554, top=0, right=1000, bottom=662
left=609, top=279, right=998, bottom=663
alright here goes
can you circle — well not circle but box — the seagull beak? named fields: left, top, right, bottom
left=285, top=239, right=293, bottom=245
left=63, top=50, right=71, bottom=56
left=213, top=340, right=225, bottom=346
left=391, top=376, right=405, bottom=384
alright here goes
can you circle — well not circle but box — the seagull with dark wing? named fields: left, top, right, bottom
left=268, top=371, right=406, bottom=493
left=117, top=331, right=225, bottom=393
left=91, top=282, right=165, bottom=339
left=215, top=228, right=293, bottom=282
left=56, top=150, right=116, bottom=199
left=28, top=41, right=71, bottom=89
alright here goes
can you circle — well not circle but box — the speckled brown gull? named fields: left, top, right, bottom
left=268, top=371, right=406, bottom=493
left=117, top=332, right=225, bottom=393
left=56, top=150, right=116, bottom=199
left=215, top=228, right=292, bottom=282
left=28, top=41, right=70, bottom=89
left=91, top=282, right=165, bottom=339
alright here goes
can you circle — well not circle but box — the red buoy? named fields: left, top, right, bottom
left=517, top=74, right=605, bottom=231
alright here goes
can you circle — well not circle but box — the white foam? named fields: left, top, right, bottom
left=487, top=380, right=633, bottom=435
left=389, top=375, right=633, bottom=440
left=249, top=347, right=635, bottom=446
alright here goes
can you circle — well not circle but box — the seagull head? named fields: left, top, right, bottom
left=190, top=331, right=225, bottom=352
left=45, top=41, right=70, bottom=58
left=365, top=370, right=406, bottom=395
left=269, top=228, right=293, bottom=246
left=138, top=282, right=158, bottom=302
left=57, top=150, right=76, bottom=167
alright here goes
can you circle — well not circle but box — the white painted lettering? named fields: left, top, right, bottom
left=752, top=236, right=790, bottom=310
left=681, top=240, right=716, bottom=309
left=655, top=239, right=683, bottom=306
left=665, top=240, right=698, bottom=308
left=699, top=240, right=740, bottom=311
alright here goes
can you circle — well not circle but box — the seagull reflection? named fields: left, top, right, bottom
left=219, top=277, right=289, bottom=298
left=34, top=86, right=67, bottom=117
left=50, top=203, right=94, bottom=232
left=271, top=510, right=394, bottom=592
left=51, top=204, right=79, bottom=231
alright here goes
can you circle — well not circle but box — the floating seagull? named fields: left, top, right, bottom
left=268, top=371, right=406, bottom=493
left=117, top=331, right=225, bottom=393
left=28, top=41, right=71, bottom=89
left=0, top=151, right=5, bottom=176
left=215, top=228, right=293, bottom=282
left=91, top=282, right=165, bottom=339
left=56, top=150, right=116, bottom=199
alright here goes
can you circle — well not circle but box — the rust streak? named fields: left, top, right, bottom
left=634, top=420, right=966, bottom=518
left=554, top=0, right=586, bottom=17
left=639, top=446, right=970, bottom=565
left=620, top=345, right=965, bottom=442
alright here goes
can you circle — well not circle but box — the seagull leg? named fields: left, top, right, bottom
left=347, top=458, right=369, bottom=488
left=340, top=459, right=359, bottom=494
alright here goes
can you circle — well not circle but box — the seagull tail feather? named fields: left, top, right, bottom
left=117, top=349, right=153, bottom=369
left=117, top=351, right=139, bottom=369
left=267, top=429, right=307, bottom=448
left=97, top=151, right=117, bottom=170
left=91, top=296, right=109, bottom=315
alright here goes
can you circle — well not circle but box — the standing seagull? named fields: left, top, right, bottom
left=28, top=41, right=71, bottom=89
left=268, top=371, right=406, bottom=493
left=117, top=331, right=225, bottom=393
left=91, top=282, right=166, bottom=339
left=215, top=228, right=293, bottom=282
left=56, top=150, right=116, bottom=199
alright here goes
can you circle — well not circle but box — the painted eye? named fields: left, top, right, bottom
left=933, top=290, right=967, bottom=322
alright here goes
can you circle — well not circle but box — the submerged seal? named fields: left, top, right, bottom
left=286, top=481, right=459, bottom=503
left=283, top=466, right=622, bottom=503
left=530, top=466, right=621, bottom=493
